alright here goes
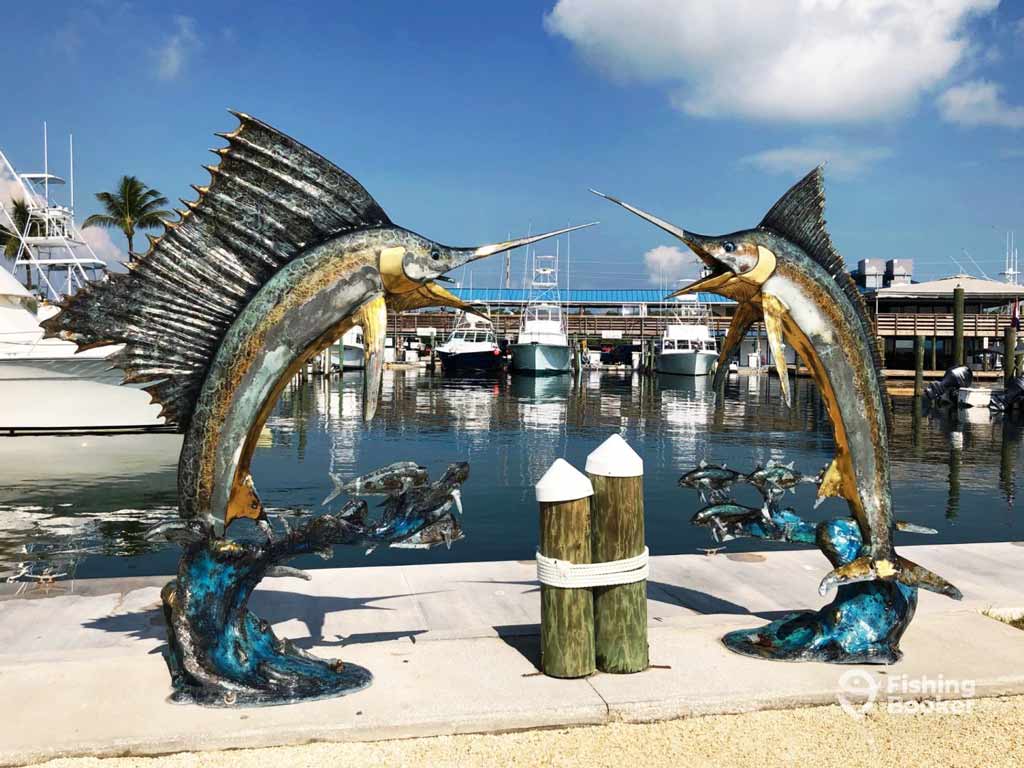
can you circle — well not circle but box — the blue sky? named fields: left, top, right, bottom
left=3, top=1, right=1023, bottom=288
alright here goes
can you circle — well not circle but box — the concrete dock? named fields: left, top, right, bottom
left=1, top=542, right=1022, bottom=766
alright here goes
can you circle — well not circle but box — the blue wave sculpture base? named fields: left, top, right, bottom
left=722, top=578, right=917, bottom=665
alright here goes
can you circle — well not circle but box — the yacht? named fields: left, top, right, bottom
left=436, top=311, right=503, bottom=373
left=330, top=326, right=365, bottom=370
left=510, top=302, right=571, bottom=374
left=654, top=302, right=719, bottom=376
left=0, top=132, right=166, bottom=433
left=510, top=249, right=571, bottom=374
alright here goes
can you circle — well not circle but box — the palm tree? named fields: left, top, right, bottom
left=83, top=176, right=171, bottom=262
left=0, top=198, right=36, bottom=289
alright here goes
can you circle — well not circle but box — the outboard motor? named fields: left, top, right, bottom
left=924, top=365, right=973, bottom=402
left=990, top=375, right=1024, bottom=412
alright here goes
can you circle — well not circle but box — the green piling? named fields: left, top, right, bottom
left=954, top=286, right=965, bottom=367
left=535, top=459, right=596, bottom=679
left=914, top=335, right=925, bottom=397
left=586, top=434, right=648, bottom=674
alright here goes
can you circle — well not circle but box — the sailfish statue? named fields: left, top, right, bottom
left=44, top=112, right=589, bottom=704
left=595, top=169, right=961, bottom=663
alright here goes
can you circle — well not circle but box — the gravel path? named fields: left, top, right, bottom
left=34, top=696, right=1024, bottom=768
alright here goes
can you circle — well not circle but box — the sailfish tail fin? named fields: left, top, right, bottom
left=818, top=555, right=962, bottom=600
left=40, top=111, right=392, bottom=430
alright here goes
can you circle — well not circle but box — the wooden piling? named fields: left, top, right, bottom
left=931, top=333, right=937, bottom=372
left=535, top=459, right=596, bottom=679
left=954, top=286, right=965, bottom=367
left=1005, top=326, right=1017, bottom=388
left=586, top=434, right=648, bottom=674
left=914, top=335, right=925, bottom=397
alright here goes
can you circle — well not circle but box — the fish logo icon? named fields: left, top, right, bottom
left=837, top=669, right=879, bottom=719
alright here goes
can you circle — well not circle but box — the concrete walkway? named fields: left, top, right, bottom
left=1, top=542, right=1022, bottom=766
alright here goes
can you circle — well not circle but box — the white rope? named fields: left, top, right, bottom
left=536, top=547, right=649, bottom=588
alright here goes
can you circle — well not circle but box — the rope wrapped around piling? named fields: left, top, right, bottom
left=535, top=547, right=649, bottom=588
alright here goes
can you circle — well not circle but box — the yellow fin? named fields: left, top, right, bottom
left=225, top=472, right=263, bottom=529
left=355, top=295, right=388, bottom=422
left=760, top=293, right=791, bottom=407
left=815, top=458, right=846, bottom=506
left=712, top=301, right=761, bottom=395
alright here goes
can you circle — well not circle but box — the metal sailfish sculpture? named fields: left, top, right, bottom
left=596, top=168, right=961, bottom=662
left=43, top=112, right=588, bottom=704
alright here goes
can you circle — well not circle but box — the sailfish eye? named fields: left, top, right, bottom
left=723, top=241, right=736, bottom=253
left=430, top=250, right=441, bottom=261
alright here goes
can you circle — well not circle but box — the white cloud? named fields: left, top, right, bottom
left=156, top=16, right=199, bottom=81
left=643, top=245, right=698, bottom=287
left=740, top=142, right=893, bottom=180
left=545, top=0, right=998, bottom=123
left=937, top=79, right=1024, bottom=128
left=81, top=227, right=127, bottom=268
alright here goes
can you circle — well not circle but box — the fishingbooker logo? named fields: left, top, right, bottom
left=837, top=670, right=975, bottom=718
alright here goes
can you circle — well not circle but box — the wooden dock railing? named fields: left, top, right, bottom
left=389, top=312, right=1016, bottom=340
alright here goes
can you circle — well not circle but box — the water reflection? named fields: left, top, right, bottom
left=1, top=371, right=1021, bottom=582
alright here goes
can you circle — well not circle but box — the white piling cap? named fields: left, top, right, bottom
left=585, top=433, right=643, bottom=478
left=535, top=458, right=594, bottom=503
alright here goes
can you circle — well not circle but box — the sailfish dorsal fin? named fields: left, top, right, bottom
left=42, top=112, right=392, bottom=430
left=759, top=166, right=892, bottom=429
left=758, top=166, right=843, bottom=277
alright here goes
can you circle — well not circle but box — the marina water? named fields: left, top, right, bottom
left=1, top=369, right=1020, bottom=582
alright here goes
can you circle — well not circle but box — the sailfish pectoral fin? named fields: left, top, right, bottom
left=355, top=293, right=388, bottom=422
left=712, top=302, right=761, bottom=396
left=387, top=281, right=474, bottom=314
left=760, top=294, right=792, bottom=407
left=818, top=556, right=962, bottom=600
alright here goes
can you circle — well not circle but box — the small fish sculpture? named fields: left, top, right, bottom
left=678, top=460, right=743, bottom=502
left=364, top=462, right=469, bottom=554
left=746, top=460, right=810, bottom=499
left=323, top=461, right=429, bottom=506
left=594, top=169, right=960, bottom=602
left=691, top=502, right=773, bottom=542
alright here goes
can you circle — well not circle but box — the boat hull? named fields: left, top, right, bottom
left=655, top=350, right=717, bottom=376
left=331, top=345, right=365, bottom=370
left=510, top=343, right=571, bottom=374
left=0, top=357, right=168, bottom=434
left=438, top=349, right=504, bottom=373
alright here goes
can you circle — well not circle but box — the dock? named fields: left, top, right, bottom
left=2, top=542, right=1022, bottom=766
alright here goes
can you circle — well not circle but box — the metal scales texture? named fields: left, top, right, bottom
left=44, top=112, right=589, bottom=704
left=596, top=168, right=962, bottom=664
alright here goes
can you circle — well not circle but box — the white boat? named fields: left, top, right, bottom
left=330, top=326, right=365, bottom=370
left=510, top=303, right=571, bottom=373
left=510, top=247, right=571, bottom=374
left=0, top=134, right=166, bottom=433
left=655, top=302, right=719, bottom=376
left=436, top=312, right=503, bottom=372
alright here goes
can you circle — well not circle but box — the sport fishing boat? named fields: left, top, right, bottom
left=330, top=325, right=365, bottom=370
left=510, top=250, right=571, bottom=374
left=435, top=311, right=503, bottom=373
left=0, top=131, right=166, bottom=433
left=654, top=301, right=719, bottom=376
left=510, top=302, right=571, bottom=374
